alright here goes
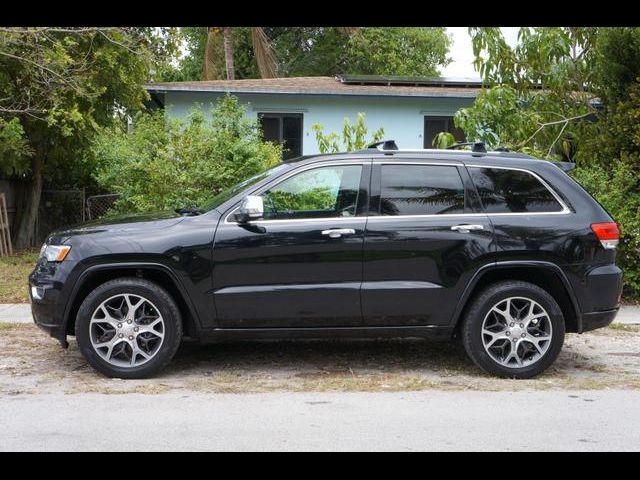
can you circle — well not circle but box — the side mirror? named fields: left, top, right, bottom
left=234, top=195, right=264, bottom=224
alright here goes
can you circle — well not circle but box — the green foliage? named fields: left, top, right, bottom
left=0, top=28, right=155, bottom=179
left=93, top=95, right=282, bottom=213
left=265, top=188, right=335, bottom=213
left=0, top=27, right=168, bottom=246
left=432, top=132, right=456, bottom=149
left=572, top=160, right=640, bottom=292
left=312, top=113, right=384, bottom=154
left=462, top=28, right=599, bottom=159
left=162, top=27, right=452, bottom=80
left=0, top=118, right=31, bottom=176
left=593, top=28, right=640, bottom=105
left=342, top=28, right=451, bottom=76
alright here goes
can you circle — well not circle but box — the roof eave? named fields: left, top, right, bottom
left=143, top=84, right=479, bottom=99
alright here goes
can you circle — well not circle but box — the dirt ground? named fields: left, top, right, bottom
left=0, top=323, right=639, bottom=395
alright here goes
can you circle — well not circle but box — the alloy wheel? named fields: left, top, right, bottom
left=481, top=296, right=553, bottom=368
left=89, top=293, right=165, bottom=368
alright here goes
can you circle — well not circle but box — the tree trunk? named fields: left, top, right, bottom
left=222, top=27, right=235, bottom=80
left=13, top=155, right=43, bottom=249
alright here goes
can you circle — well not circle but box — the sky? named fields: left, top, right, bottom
left=442, top=27, right=520, bottom=79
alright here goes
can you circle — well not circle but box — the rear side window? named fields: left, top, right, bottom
left=380, top=165, right=465, bottom=215
left=468, top=167, right=564, bottom=213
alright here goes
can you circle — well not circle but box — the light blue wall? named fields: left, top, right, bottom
left=163, top=91, right=475, bottom=155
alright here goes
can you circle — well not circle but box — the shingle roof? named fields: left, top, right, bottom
left=144, top=76, right=482, bottom=99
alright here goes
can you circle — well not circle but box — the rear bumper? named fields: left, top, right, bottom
left=581, top=308, right=619, bottom=332
left=577, top=264, right=623, bottom=333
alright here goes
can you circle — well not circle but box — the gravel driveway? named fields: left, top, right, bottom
left=1, top=323, right=639, bottom=395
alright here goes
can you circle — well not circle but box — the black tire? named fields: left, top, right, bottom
left=461, top=281, right=565, bottom=379
left=75, top=277, right=183, bottom=379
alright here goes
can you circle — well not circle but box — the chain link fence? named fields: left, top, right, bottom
left=86, top=193, right=120, bottom=221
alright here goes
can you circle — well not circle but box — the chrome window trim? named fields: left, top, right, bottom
left=223, top=161, right=572, bottom=225
left=373, top=161, right=462, bottom=167
left=465, top=164, right=571, bottom=215
left=224, top=161, right=368, bottom=225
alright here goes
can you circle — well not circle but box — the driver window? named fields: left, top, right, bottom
left=262, top=165, right=362, bottom=220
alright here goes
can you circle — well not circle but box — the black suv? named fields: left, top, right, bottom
left=29, top=142, right=623, bottom=379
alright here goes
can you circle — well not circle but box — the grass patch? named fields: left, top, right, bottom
left=608, top=323, right=640, bottom=332
left=0, top=249, right=38, bottom=303
left=0, top=322, right=20, bottom=330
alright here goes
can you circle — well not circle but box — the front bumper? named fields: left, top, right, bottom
left=29, top=273, right=69, bottom=348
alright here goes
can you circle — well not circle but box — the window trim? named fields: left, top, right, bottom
left=223, top=161, right=571, bottom=225
left=465, top=164, right=571, bottom=215
left=224, top=161, right=369, bottom=224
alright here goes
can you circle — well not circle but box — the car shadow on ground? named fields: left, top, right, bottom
left=169, top=337, right=476, bottom=376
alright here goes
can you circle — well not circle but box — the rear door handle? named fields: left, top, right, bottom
left=451, top=224, right=484, bottom=233
left=322, top=228, right=356, bottom=238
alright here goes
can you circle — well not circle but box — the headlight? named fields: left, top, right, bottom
left=39, top=244, right=71, bottom=262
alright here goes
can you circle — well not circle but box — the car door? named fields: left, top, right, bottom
left=362, top=160, right=495, bottom=327
left=211, top=160, right=371, bottom=328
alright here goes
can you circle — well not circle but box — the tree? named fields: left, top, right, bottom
left=341, top=27, right=451, bottom=77
left=203, top=27, right=276, bottom=80
left=163, top=27, right=452, bottom=81
left=0, top=27, right=163, bottom=248
left=452, top=27, right=601, bottom=158
left=93, top=95, right=282, bottom=213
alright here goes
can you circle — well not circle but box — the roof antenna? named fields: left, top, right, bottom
left=367, top=140, right=398, bottom=151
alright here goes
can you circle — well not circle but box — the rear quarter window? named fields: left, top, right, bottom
left=468, top=167, right=564, bottom=213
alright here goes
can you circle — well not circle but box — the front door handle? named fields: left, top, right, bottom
left=322, top=228, right=356, bottom=238
left=451, top=224, right=484, bottom=233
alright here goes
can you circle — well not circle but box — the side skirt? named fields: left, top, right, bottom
left=197, top=325, right=454, bottom=343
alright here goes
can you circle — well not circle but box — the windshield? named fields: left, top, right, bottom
left=198, top=163, right=290, bottom=213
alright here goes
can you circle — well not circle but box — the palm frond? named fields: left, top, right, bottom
left=251, top=27, right=277, bottom=78
left=203, top=27, right=221, bottom=80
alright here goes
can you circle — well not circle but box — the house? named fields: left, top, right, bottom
left=144, top=75, right=482, bottom=159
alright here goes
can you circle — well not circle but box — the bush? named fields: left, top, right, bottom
left=93, top=95, right=282, bottom=213
left=572, top=160, right=640, bottom=293
left=311, top=113, right=384, bottom=154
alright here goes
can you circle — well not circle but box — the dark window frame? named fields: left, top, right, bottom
left=258, top=112, right=304, bottom=160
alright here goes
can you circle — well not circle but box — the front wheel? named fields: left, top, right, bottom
left=461, top=281, right=565, bottom=379
left=75, top=278, right=183, bottom=379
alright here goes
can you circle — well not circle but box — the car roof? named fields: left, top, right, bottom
left=285, top=149, right=572, bottom=173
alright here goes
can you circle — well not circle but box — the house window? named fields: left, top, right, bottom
left=423, top=116, right=465, bottom=148
left=258, top=113, right=303, bottom=160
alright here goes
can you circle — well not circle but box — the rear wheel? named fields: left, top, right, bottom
left=75, top=278, right=182, bottom=379
left=461, top=281, right=565, bottom=379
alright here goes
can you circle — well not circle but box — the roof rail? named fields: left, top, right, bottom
left=446, top=141, right=487, bottom=153
left=366, top=140, right=399, bottom=151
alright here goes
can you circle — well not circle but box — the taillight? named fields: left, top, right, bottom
left=591, top=222, right=619, bottom=249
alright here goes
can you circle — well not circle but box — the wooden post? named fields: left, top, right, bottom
left=0, top=193, right=13, bottom=256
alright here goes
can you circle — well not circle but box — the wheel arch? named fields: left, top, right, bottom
left=63, top=263, right=201, bottom=339
left=452, top=262, right=582, bottom=334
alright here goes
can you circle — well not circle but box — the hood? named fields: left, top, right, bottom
left=46, top=210, right=187, bottom=244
